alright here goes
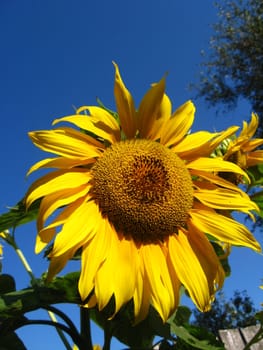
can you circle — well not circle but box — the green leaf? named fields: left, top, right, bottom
left=90, top=304, right=173, bottom=348
left=0, top=272, right=81, bottom=319
left=168, top=312, right=224, bottom=350
left=0, top=198, right=41, bottom=232
left=49, top=271, right=81, bottom=301
left=173, top=306, right=192, bottom=325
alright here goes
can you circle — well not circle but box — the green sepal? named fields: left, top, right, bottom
left=247, top=164, right=263, bottom=185
left=96, top=98, right=120, bottom=123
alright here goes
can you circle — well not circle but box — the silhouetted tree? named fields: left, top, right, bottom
left=191, top=290, right=258, bottom=336
left=194, top=0, right=263, bottom=137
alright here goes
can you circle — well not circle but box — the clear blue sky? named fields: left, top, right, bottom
left=1, top=1, right=262, bottom=349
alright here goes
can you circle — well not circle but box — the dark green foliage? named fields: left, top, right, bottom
left=0, top=275, right=16, bottom=294
left=0, top=198, right=41, bottom=232
left=191, top=290, right=258, bottom=336
left=194, top=0, right=263, bottom=137
left=0, top=332, right=27, bottom=350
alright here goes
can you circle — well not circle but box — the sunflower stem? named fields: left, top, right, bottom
left=103, top=322, right=113, bottom=350
left=80, top=307, right=93, bottom=350
left=1, top=318, right=85, bottom=350
left=14, top=246, right=38, bottom=285
left=47, top=309, right=74, bottom=350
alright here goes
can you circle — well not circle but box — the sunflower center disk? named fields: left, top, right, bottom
left=91, top=139, right=193, bottom=243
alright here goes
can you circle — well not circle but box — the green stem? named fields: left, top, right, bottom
left=43, top=305, right=80, bottom=336
left=14, top=246, right=38, bottom=285
left=80, top=307, right=93, bottom=350
left=1, top=318, right=84, bottom=349
left=47, top=309, right=74, bottom=350
left=103, top=322, right=113, bottom=350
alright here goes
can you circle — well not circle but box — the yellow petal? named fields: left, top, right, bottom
left=53, top=115, right=118, bottom=145
left=140, top=243, right=176, bottom=321
left=240, top=113, right=258, bottom=139
left=208, top=125, right=239, bottom=151
left=35, top=197, right=89, bottom=253
left=172, top=131, right=219, bottom=159
left=168, top=230, right=212, bottom=311
left=247, top=150, right=263, bottom=167
left=84, top=106, right=119, bottom=130
left=84, top=293, right=97, bottom=308
left=79, top=217, right=113, bottom=301
left=73, top=342, right=102, bottom=350
left=28, top=127, right=103, bottom=159
left=95, top=232, right=138, bottom=315
left=26, top=169, right=92, bottom=208
left=190, top=169, right=247, bottom=196
left=187, top=221, right=225, bottom=294
left=161, top=100, right=195, bottom=147
left=243, top=138, right=263, bottom=152
left=51, top=199, right=100, bottom=257
left=113, top=62, right=137, bottom=138
left=27, top=157, right=96, bottom=176
left=137, top=76, right=166, bottom=138
left=86, top=106, right=121, bottom=142
left=47, top=248, right=76, bottom=282
left=133, top=263, right=151, bottom=323
left=193, top=186, right=259, bottom=215
left=148, top=93, right=172, bottom=141
left=37, top=185, right=89, bottom=231
left=187, top=157, right=250, bottom=182
left=112, top=238, right=139, bottom=314
left=189, top=209, right=261, bottom=252
left=173, top=126, right=239, bottom=160
left=164, top=243, right=181, bottom=305
left=35, top=227, right=56, bottom=254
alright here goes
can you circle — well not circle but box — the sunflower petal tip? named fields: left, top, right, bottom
left=112, top=61, right=120, bottom=75
left=52, top=118, right=60, bottom=126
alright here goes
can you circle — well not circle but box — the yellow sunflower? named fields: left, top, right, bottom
left=25, top=63, right=261, bottom=322
left=223, top=113, right=263, bottom=169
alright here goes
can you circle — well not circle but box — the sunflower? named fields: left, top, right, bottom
left=223, top=113, right=263, bottom=169
left=26, top=63, right=261, bottom=322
